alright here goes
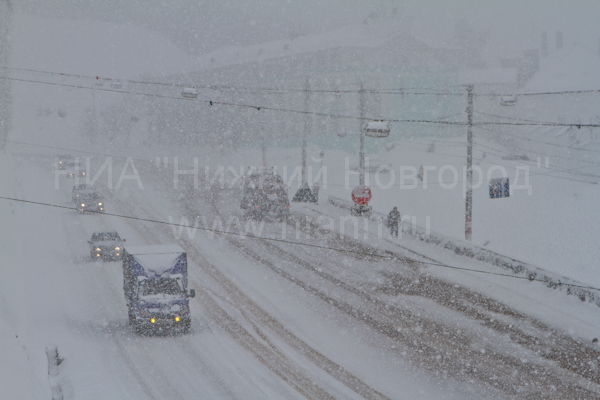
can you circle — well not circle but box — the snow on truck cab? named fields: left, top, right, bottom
left=122, top=245, right=195, bottom=334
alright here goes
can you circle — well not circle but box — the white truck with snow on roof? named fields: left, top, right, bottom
left=122, top=245, right=195, bottom=334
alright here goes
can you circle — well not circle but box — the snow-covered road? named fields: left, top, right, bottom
left=3, top=146, right=600, bottom=399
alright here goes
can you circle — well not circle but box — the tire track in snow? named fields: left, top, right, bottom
left=59, top=210, right=179, bottom=400
left=199, top=185, right=598, bottom=397
left=118, top=162, right=394, bottom=399
left=210, top=194, right=600, bottom=399
left=107, top=190, right=339, bottom=400
left=60, top=182, right=239, bottom=400
left=296, top=211, right=600, bottom=391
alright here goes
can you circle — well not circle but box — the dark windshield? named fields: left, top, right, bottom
left=139, top=279, right=182, bottom=296
left=92, top=232, right=119, bottom=241
left=81, top=193, right=102, bottom=201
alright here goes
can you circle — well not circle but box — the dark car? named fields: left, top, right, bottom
left=72, top=184, right=94, bottom=202
left=76, top=191, right=104, bottom=213
left=57, top=154, right=74, bottom=170
left=64, top=160, right=86, bottom=179
left=88, top=231, right=125, bottom=261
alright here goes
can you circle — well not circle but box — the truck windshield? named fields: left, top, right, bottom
left=139, top=278, right=182, bottom=296
left=92, top=232, right=119, bottom=241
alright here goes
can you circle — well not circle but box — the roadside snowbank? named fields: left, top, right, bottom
left=329, top=194, right=600, bottom=308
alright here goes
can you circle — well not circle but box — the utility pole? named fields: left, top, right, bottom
left=301, top=77, right=309, bottom=183
left=359, top=83, right=366, bottom=185
left=259, top=92, right=266, bottom=166
left=0, top=0, right=12, bottom=151
left=292, top=77, right=316, bottom=203
left=465, top=85, right=474, bottom=241
left=91, top=86, right=97, bottom=143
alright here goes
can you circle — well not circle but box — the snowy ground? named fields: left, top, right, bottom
left=4, top=8, right=600, bottom=400
left=6, top=84, right=600, bottom=398
left=3, top=138, right=600, bottom=399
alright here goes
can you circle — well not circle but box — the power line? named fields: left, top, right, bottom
left=0, top=65, right=465, bottom=95
left=9, top=137, right=598, bottom=188
left=4, top=74, right=600, bottom=130
left=2, top=194, right=599, bottom=292
left=472, top=141, right=600, bottom=184
left=474, top=111, right=555, bottom=125
left=491, top=129, right=600, bottom=156
left=394, top=140, right=599, bottom=185
left=476, top=126, right=600, bottom=166
left=0, top=65, right=200, bottom=89
left=8, top=140, right=468, bottom=187
left=0, top=75, right=198, bottom=101
left=5, top=139, right=600, bottom=288
left=3, top=64, right=600, bottom=97
left=375, top=88, right=600, bottom=97
left=0, top=75, right=450, bottom=124
left=7, top=139, right=158, bottom=165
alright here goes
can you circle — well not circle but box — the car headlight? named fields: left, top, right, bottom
left=98, top=202, right=102, bottom=206
left=95, top=247, right=101, bottom=251
left=81, top=203, right=85, bottom=207
left=115, top=247, right=120, bottom=251
left=82, top=172, right=86, bottom=175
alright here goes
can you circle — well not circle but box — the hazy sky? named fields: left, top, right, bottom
left=16, top=0, right=600, bottom=57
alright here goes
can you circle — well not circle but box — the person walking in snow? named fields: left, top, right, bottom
left=312, top=182, right=320, bottom=204
left=387, top=207, right=400, bottom=238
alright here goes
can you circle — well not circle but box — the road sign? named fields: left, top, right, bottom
left=364, top=121, right=391, bottom=138
left=352, top=186, right=372, bottom=205
left=489, top=178, right=509, bottom=199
